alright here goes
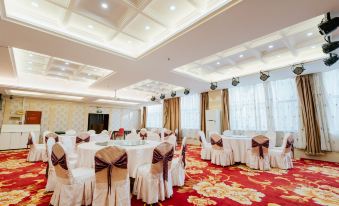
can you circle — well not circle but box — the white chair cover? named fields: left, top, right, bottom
left=163, top=134, right=176, bottom=149
left=27, top=131, right=46, bottom=162
left=88, top=130, right=96, bottom=135
left=269, top=134, right=294, bottom=169
left=49, top=143, right=95, bottom=206
left=138, top=128, right=148, bottom=140
left=198, top=131, right=212, bottom=160
left=171, top=137, right=187, bottom=186
left=100, top=130, right=109, bottom=136
left=42, top=131, right=52, bottom=143
left=131, top=129, right=137, bottom=134
left=223, top=130, right=233, bottom=136
left=125, top=133, right=139, bottom=141
left=133, top=142, right=174, bottom=204
left=46, top=138, right=56, bottom=192
left=62, top=138, right=77, bottom=169
left=265, top=131, right=277, bottom=148
left=92, top=146, right=130, bottom=206
left=148, top=132, right=161, bottom=141
left=246, top=135, right=271, bottom=171
left=65, top=129, right=77, bottom=135
left=210, top=133, right=234, bottom=166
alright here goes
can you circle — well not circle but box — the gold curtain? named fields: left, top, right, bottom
left=141, top=106, right=146, bottom=129
left=296, top=74, right=322, bottom=155
left=221, top=89, right=230, bottom=131
left=200, top=92, right=209, bottom=134
left=163, top=97, right=181, bottom=141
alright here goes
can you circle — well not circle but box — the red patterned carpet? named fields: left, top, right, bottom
left=0, top=146, right=338, bottom=206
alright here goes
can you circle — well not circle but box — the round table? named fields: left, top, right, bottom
left=222, top=135, right=252, bottom=163
left=58, top=134, right=110, bottom=148
left=76, top=140, right=161, bottom=178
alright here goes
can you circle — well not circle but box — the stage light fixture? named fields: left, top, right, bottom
left=260, top=71, right=270, bottom=81
left=210, top=82, right=218, bottom=90
left=184, top=89, right=190, bottom=95
left=171, top=91, right=176, bottom=97
left=151, top=96, right=156, bottom=101
left=324, top=53, right=339, bottom=66
left=160, top=94, right=165, bottom=99
left=231, top=77, right=239, bottom=86
left=318, top=13, right=339, bottom=35
left=322, top=41, right=339, bottom=54
left=292, top=64, right=305, bottom=75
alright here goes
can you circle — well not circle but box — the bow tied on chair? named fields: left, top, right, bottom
left=140, top=133, right=147, bottom=140
left=26, top=135, right=33, bottom=148
left=164, top=132, right=173, bottom=138
left=285, top=139, right=294, bottom=158
left=152, top=148, right=174, bottom=182
left=95, top=153, right=128, bottom=194
left=211, top=138, right=223, bottom=147
left=252, top=139, right=269, bottom=159
left=76, top=135, right=90, bottom=144
left=45, top=134, right=59, bottom=143
left=51, top=151, right=68, bottom=170
left=181, top=145, right=187, bottom=167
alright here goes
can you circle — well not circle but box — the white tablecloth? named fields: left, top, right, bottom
left=222, top=135, right=252, bottom=163
left=76, top=140, right=161, bottom=178
left=58, top=134, right=110, bottom=148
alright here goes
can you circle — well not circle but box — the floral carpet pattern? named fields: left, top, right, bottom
left=0, top=146, right=338, bottom=206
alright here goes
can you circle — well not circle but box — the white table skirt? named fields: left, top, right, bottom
left=222, top=135, right=252, bottom=163
left=76, top=140, right=161, bottom=178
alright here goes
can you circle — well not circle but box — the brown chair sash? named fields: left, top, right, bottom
left=51, top=151, right=68, bottom=171
left=164, top=132, right=173, bottom=137
left=140, top=133, right=147, bottom=140
left=211, top=138, right=223, bottom=147
left=95, top=153, right=128, bottom=194
left=252, top=139, right=269, bottom=159
left=27, top=135, right=33, bottom=148
left=76, top=136, right=90, bottom=144
left=181, top=145, right=186, bottom=167
left=285, top=139, right=294, bottom=158
left=152, top=148, right=174, bottom=182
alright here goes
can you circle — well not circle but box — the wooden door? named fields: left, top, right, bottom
left=25, top=111, right=42, bottom=124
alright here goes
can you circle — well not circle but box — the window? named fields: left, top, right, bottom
left=229, top=83, right=267, bottom=131
left=146, top=104, right=163, bottom=128
left=180, top=94, right=200, bottom=129
left=268, top=78, right=299, bottom=131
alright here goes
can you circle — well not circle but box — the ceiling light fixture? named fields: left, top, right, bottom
left=101, top=3, right=108, bottom=9
left=292, top=64, right=305, bottom=75
left=324, top=53, right=339, bottom=66
left=268, top=45, right=274, bottom=49
left=232, top=77, right=240, bottom=86
left=210, top=82, right=218, bottom=90
left=216, top=61, right=220, bottom=65
left=318, top=12, right=339, bottom=35
left=260, top=71, right=270, bottom=81
left=184, top=89, right=190, bottom=95
left=65, top=62, right=69, bottom=65
left=31, top=2, right=39, bottom=7
left=29, top=54, right=33, bottom=57
left=61, top=68, right=65, bottom=71
left=169, top=5, right=176, bottom=11
left=96, top=99, right=139, bottom=105
left=145, top=26, right=150, bottom=30
left=87, top=24, right=93, bottom=29
left=307, top=32, right=313, bottom=37
left=239, top=54, right=244, bottom=58
left=171, top=91, right=176, bottom=97
left=160, top=94, right=165, bottom=99
left=311, top=46, right=316, bottom=49
left=151, top=96, right=156, bottom=101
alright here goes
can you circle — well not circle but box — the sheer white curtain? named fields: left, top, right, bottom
left=146, top=104, right=163, bottom=129
left=267, top=78, right=299, bottom=132
left=180, top=94, right=200, bottom=129
left=229, top=83, right=267, bottom=131
left=321, top=69, right=339, bottom=152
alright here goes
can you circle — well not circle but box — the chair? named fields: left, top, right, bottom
left=171, top=137, right=187, bottom=186
left=76, top=133, right=91, bottom=144
left=125, top=133, right=139, bottom=141
left=197, top=131, right=212, bottom=160
left=133, top=142, right=174, bottom=204
left=223, top=130, right=233, bottom=136
left=265, top=131, right=277, bottom=148
left=62, top=138, right=78, bottom=169
left=147, top=132, right=161, bottom=141
left=138, top=128, right=148, bottom=140
left=269, top=134, right=294, bottom=169
left=49, top=143, right=95, bottom=206
left=27, top=131, right=46, bottom=162
left=45, top=132, right=59, bottom=144
left=114, top=128, right=125, bottom=140
left=65, top=129, right=77, bottom=135
left=164, top=134, right=176, bottom=149
left=246, top=135, right=271, bottom=171
left=210, top=133, right=234, bottom=166
left=46, top=138, right=56, bottom=191
left=100, top=130, right=109, bottom=136
left=92, top=146, right=130, bottom=206
left=88, top=130, right=96, bottom=135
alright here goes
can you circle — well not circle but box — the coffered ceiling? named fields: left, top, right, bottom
left=2, top=0, right=238, bottom=58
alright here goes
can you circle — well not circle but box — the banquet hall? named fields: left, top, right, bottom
left=0, top=0, right=338, bottom=206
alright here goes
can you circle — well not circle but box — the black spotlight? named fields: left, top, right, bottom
left=292, top=64, right=305, bottom=75
left=170, top=91, right=176, bottom=97
left=324, top=53, right=339, bottom=66
left=318, top=14, right=339, bottom=35
left=231, top=77, right=239, bottom=86
left=184, top=88, right=190, bottom=95
left=151, top=96, right=156, bottom=101
left=322, top=41, right=339, bottom=54
left=210, top=82, right=218, bottom=90
left=260, top=71, right=270, bottom=81
left=159, top=94, right=165, bottom=99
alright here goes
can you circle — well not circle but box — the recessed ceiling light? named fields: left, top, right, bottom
left=29, top=54, right=33, bottom=57
left=311, top=45, right=316, bottom=49
left=169, top=5, right=176, bottom=11
left=101, top=3, right=108, bottom=9
left=31, top=2, right=39, bottom=8
left=88, top=73, right=91, bottom=76
left=65, top=62, right=69, bottom=65
left=307, top=32, right=313, bottom=37
left=61, top=68, right=65, bottom=71
left=145, top=25, right=150, bottom=30
left=268, top=45, right=274, bottom=49
left=127, top=40, right=132, bottom=44
left=88, top=25, right=93, bottom=29
left=277, top=55, right=281, bottom=58
left=216, top=61, right=220, bottom=65
left=239, top=54, right=244, bottom=58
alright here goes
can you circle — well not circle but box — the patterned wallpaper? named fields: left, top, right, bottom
left=1, top=96, right=141, bottom=134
